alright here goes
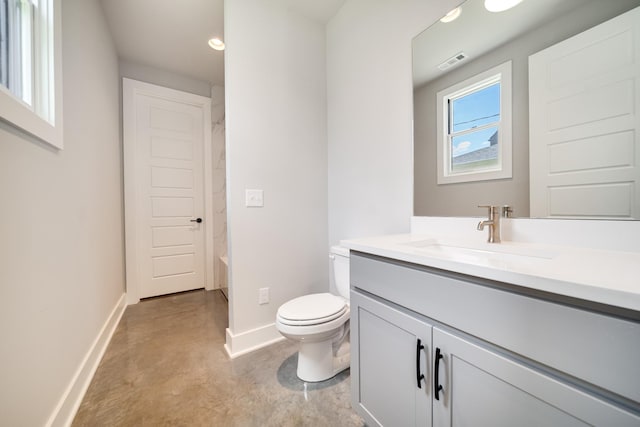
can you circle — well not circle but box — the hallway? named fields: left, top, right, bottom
left=72, top=290, right=363, bottom=426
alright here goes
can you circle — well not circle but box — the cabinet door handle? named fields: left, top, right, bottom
left=416, top=338, right=425, bottom=389
left=434, top=347, right=444, bottom=400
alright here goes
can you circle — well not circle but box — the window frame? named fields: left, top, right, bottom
left=0, top=0, right=63, bottom=149
left=436, top=61, right=512, bottom=184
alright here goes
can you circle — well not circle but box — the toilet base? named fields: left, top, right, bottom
left=296, top=331, right=350, bottom=382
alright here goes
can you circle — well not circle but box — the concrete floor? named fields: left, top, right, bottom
left=72, top=289, right=364, bottom=426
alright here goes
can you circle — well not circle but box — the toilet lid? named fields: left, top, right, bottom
left=278, top=293, right=347, bottom=324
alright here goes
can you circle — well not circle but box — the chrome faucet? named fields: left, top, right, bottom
left=477, top=205, right=501, bottom=243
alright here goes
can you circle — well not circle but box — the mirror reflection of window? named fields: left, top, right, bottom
left=449, top=81, right=500, bottom=174
left=436, top=61, right=512, bottom=185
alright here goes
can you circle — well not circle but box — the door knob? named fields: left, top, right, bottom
left=190, top=218, right=203, bottom=223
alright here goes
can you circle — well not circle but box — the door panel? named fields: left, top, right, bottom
left=124, top=78, right=209, bottom=299
left=151, top=136, right=194, bottom=160
left=547, top=183, right=632, bottom=217
left=545, top=28, right=633, bottom=88
left=449, top=356, right=585, bottom=427
left=152, top=226, right=194, bottom=247
left=151, top=197, right=194, bottom=217
left=149, top=105, right=194, bottom=131
left=351, top=291, right=431, bottom=427
left=139, top=95, right=204, bottom=298
left=151, top=167, right=194, bottom=189
left=547, top=131, right=633, bottom=173
left=529, top=6, right=640, bottom=218
left=152, top=254, right=195, bottom=277
left=546, top=79, right=632, bottom=131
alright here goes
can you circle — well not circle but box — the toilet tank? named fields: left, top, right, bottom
left=330, top=245, right=350, bottom=300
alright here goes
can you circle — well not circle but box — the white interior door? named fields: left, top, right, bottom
left=124, top=78, right=213, bottom=301
left=529, top=6, right=640, bottom=219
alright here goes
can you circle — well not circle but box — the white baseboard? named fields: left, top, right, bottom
left=45, top=293, right=127, bottom=427
left=126, top=293, right=140, bottom=305
left=224, top=323, right=285, bottom=358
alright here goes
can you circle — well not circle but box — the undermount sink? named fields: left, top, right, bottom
left=401, top=239, right=558, bottom=261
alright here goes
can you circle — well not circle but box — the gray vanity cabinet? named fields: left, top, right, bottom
left=351, top=291, right=432, bottom=426
left=432, top=328, right=635, bottom=426
left=350, top=252, right=640, bottom=427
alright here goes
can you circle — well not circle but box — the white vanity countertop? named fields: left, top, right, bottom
left=341, top=234, right=640, bottom=312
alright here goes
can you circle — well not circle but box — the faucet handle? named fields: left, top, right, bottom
left=501, top=205, right=513, bottom=218
left=478, top=205, right=496, bottom=216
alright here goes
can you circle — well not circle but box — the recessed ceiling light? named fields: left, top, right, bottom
left=440, top=7, right=462, bottom=23
left=484, top=0, right=524, bottom=13
left=208, top=38, right=225, bottom=51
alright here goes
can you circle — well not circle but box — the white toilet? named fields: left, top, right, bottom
left=276, top=245, right=350, bottom=382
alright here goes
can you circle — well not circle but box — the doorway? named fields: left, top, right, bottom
left=123, top=78, right=214, bottom=303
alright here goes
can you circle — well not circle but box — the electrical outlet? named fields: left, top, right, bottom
left=258, top=287, right=269, bottom=305
left=245, top=189, right=264, bottom=207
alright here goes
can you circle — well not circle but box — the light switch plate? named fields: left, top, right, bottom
left=245, top=189, right=264, bottom=207
left=258, top=287, right=269, bottom=305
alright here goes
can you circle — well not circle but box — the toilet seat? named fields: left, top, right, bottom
left=274, top=246, right=351, bottom=382
left=277, top=293, right=347, bottom=326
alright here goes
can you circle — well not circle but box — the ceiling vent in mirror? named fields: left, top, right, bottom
left=438, top=52, right=468, bottom=71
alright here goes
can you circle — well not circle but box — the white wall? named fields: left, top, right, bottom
left=0, top=0, right=124, bottom=424
left=326, top=0, right=460, bottom=246
left=119, top=60, right=212, bottom=97
left=211, top=85, right=227, bottom=290
left=224, top=0, right=328, bottom=354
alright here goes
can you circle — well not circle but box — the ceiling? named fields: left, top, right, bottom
left=285, top=0, right=346, bottom=24
left=412, top=0, right=585, bottom=88
left=99, top=0, right=345, bottom=87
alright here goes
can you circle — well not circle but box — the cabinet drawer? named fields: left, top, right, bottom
left=351, top=252, right=640, bottom=403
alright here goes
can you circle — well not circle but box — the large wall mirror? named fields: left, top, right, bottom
left=413, top=0, right=640, bottom=219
